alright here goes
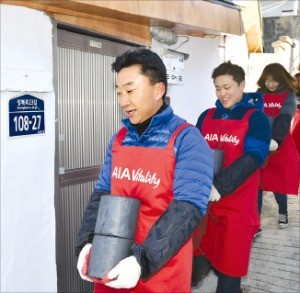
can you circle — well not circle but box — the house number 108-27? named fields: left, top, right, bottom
left=13, top=114, right=42, bottom=132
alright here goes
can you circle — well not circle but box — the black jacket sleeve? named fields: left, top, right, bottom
left=213, top=154, right=259, bottom=196
left=272, top=113, right=293, bottom=145
left=272, top=93, right=297, bottom=145
left=75, top=189, right=109, bottom=256
left=131, top=199, right=201, bottom=281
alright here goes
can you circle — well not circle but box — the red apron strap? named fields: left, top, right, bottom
left=242, top=108, right=256, bottom=121
left=206, top=107, right=256, bottom=122
left=113, top=127, right=127, bottom=147
left=167, top=122, right=192, bottom=150
left=113, top=123, right=192, bottom=150
left=206, top=108, right=217, bottom=120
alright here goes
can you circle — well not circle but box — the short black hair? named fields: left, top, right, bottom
left=112, top=48, right=167, bottom=100
left=212, top=61, right=245, bottom=85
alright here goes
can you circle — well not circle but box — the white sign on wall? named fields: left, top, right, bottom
left=162, top=53, right=184, bottom=85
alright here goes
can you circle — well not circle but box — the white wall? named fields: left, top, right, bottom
left=0, top=5, right=57, bottom=292
left=224, top=34, right=249, bottom=73
left=260, top=0, right=299, bottom=17
left=222, top=34, right=257, bottom=92
left=152, top=37, right=220, bottom=124
left=0, top=4, right=249, bottom=292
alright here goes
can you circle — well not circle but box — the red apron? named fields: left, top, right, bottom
left=95, top=123, right=192, bottom=293
left=291, top=108, right=300, bottom=158
left=260, top=91, right=300, bottom=195
left=195, top=108, right=259, bottom=277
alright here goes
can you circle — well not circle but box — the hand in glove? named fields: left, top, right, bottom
left=209, top=185, right=221, bottom=202
left=269, top=139, right=278, bottom=151
left=105, top=256, right=141, bottom=289
left=77, top=243, right=93, bottom=282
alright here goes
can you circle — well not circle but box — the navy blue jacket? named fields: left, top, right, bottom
left=196, top=93, right=271, bottom=196
left=76, top=105, right=214, bottom=260
left=96, top=105, right=213, bottom=214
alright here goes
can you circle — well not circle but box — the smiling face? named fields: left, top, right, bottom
left=116, top=65, right=165, bottom=124
left=214, top=74, right=245, bottom=109
left=265, top=75, right=280, bottom=92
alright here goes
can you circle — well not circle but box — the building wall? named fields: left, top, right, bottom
left=151, top=33, right=249, bottom=124
left=0, top=5, right=57, bottom=292
left=151, top=37, right=220, bottom=124
left=263, top=16, right=300, bottom=53
left=0, top=4, right=250, bottom=292
left=169, top=37, right=219, bottom=124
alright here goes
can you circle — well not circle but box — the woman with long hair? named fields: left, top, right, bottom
left=256, top=63, right=299, bottom=236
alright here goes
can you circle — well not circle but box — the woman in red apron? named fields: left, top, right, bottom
left=192, top=62, right=270, bottom=292
left=256, top=63, right=299, bottom=232
left=75, top=49, right=214, bottom=292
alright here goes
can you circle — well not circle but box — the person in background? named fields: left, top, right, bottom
left=192, top=61, right=270, bottom=293
left=75, top=48, right=214, bottom=292
left=256, top=63, right=299, bottom=236
left=291, top=64, right=300, bottom=157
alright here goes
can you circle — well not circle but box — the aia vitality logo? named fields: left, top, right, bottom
left=264, top=102, right=282, bottom=109
left=112, top=167, right=161, bottom=188
left=204, top=133, right=240, bottom=146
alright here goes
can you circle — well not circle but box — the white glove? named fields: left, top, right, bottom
left=269, top=139, right=278, bottom=151
left=77, top=243, right=93, bottom=282
left=105, top=256, right=141, bottom=289
left=209, top=185, right=221, bottom=202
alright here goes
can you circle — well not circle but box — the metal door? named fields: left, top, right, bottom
left=55, top=29, right=135, bottom=292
